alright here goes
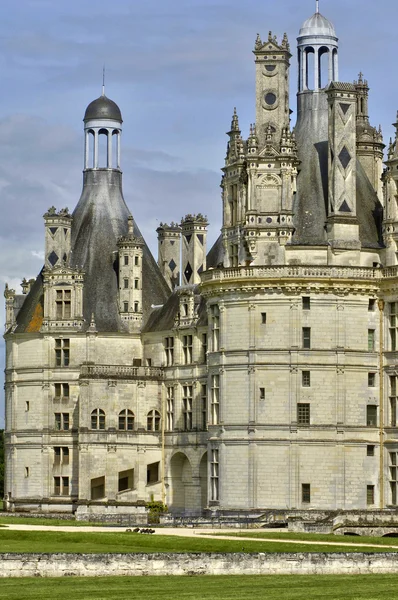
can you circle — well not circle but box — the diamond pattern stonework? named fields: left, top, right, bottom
left=339, top=146, right=351, bottom=169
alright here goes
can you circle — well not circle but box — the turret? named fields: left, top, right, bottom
left=354, top=73, right=384, bottom=200
left=383, top=113, right=398, bottom=265
left=117, top=216, right=144, bottom=332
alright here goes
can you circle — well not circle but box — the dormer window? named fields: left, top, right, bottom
left=56, top=290, right=71, bottom=319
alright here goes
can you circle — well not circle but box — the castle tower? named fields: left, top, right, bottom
left=294, top=3, right=339, bottom=244
left=354, top=73, right=384, bottom=200
left=181, top=214, right=208, bottom=285
left=383, top=114, right=398, bottom=265
left=297, top=0, right=338, bottom=94
left=254, top=30, right=291, bottom=146
left=42, top=207, right=84, bottom=331
left=221, top=31, right=299, bottom=268
left=157, top=222, right=181, bottom=289
left=117, top=215, right=144, bottom=332
left=326, top=82, right=360, bottom=256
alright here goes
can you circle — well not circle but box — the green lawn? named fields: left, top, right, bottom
left=0, top=529, right=397, bottom=554
left=0, top=515, right=105, bottom=526
left=0, top=574, right=398, bottom=600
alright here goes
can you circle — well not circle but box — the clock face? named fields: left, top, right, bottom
left=264, top=92, right=277, bottom=105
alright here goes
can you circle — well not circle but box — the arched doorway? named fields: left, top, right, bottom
left=169, top=452, right=193, bottom=513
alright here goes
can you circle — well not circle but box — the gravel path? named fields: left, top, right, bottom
left=3, top=524, right=398, bottom=549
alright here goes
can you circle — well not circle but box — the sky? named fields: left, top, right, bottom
left=0, top=0, right=397, bottom=428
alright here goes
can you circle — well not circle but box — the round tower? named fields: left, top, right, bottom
left=83, top=92, right=123, bottom=170
left=297, top=1, right=338, bottom=92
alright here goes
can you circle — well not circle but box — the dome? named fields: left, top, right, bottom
left=298, top=12, right=336, bottom=38
left=84, top=95, right=122, bottom=122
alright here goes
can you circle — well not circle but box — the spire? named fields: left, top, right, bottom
left=102, top=66, right=105, bottom=97
left=230, top=107, right=240, bottom=132
left=316, top=0, right=319, bottom=13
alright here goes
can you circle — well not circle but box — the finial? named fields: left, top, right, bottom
left=102, top=65, right=105, bottom=96
left=316, top=0, right=319, bottom=13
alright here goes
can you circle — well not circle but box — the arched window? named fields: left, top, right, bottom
left=147, top=409, right=161, bottom=432
left=119, top=409, right=135, bottom=431
left=98, top=128, right=109, bottom=167
left=91, top=408, right=105, bottom=430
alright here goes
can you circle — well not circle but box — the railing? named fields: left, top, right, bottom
left=80, top=365, right=164, bottom=380
left=201, top=265, right=382, bottom=283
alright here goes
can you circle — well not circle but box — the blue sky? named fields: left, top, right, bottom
left=0, top=0, right=397, bottom=427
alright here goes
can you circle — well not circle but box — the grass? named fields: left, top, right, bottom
left=0, top=515, right=106, bottom=527
left=207, top=530, right=398, bottom=546
left=1, top=574, right=398, bottom=600
left=1, top=529, right=398, bottom=554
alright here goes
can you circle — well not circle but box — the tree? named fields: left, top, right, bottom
left=0, top=430, right=4, bottom=501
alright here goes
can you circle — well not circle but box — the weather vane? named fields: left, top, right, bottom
left=102, top=66, right=105, bottom=96
left=316, top=0, right=319, bottom=13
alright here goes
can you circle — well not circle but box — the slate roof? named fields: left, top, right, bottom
left=84, top=95, right=122, bottom=122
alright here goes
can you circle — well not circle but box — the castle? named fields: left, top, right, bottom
left=4, top=3, right=398, bottom=518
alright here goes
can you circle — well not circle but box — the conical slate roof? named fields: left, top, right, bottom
left=71, top=169, right=170, bottom=332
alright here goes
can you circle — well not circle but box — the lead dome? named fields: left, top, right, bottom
left=299, top=12, right=336, bottom=38
left=84, top=95, right=122, bottom=122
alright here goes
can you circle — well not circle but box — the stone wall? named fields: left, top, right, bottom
left=2, top=552, right=398, bottom=578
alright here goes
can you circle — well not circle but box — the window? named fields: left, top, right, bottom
left=368, top=329, right=375, bottom=352
left=367, top=485, right=375, bottom=506
left=25, top=467, right=29, bottom=478
left=124, top=255, right=129, bottom=266
left=54, top=413, right=70, bottom=431
left=261, top=312, right=267, bottom=324
left=259, top=387, right=265, bottom=400
left=134, top=279, right=139, bottom=289
left=56, top=289, right=71, bottom=319
left=366, top=405, right=378, bottom=426
left=302, top=297, right=310, bottom=310
left=368, top=299, right=376, bottom=311
left=164, top=337, right=174, bottom=366
left=55, top=339, right=70, bottom=367
left=183, top=385, right=193, bottom=430
left=118, top=409, right=134, bottom=431
left=25, top=401, right=30, bottom=412
left=390, top=452, right=398, bottom=505
left=391, top=376, right=397, bottom=426
left=391, top=303, right=398, bottom=351
left=54, top=447, right=69, bottom=465
left=297, top=403, right=310, bottom=425
left=123, top=301, right=129, bottom=312
left=183, top=335, right=193, bottom=364
left=134, top=302, right=139, bottom=312
left=302, top=371, right=311, bottom=387
left=91, top=476, right=105, bottom=500
left=134, top=256, right=139, bottom=266
left=54, top=383, right=69, bottom=400
left=91, top=408, right=105, bottom=430
left=118, top=468, right=134, bottom=492
left=54, top=476, right=69, bottom=496
left=210, top=305, right=220, bottom=351
left=201, top=384, right=207, bottom=430
left=302, top=483, right=311, bottom=503
left=147, top=409, right=161, bottom=432
left=367, top=445, right=375, bottom=457
left=211, top=449, right=219, bottom=501
left=368, top=373, right=376, bottom=387
left=211, top=375, right=220, bottom=425
left=201, top=333, right=207, bottom=362
left=302, top=327, right=311, bottom=349
left=166, top=386, right=174, bottom=431
left=124, top=278, right=129, bottom=289
left=147, top=461, right=159, bottom=484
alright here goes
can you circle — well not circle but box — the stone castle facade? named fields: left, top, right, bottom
left=4, top=5, right=398, bottom=517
